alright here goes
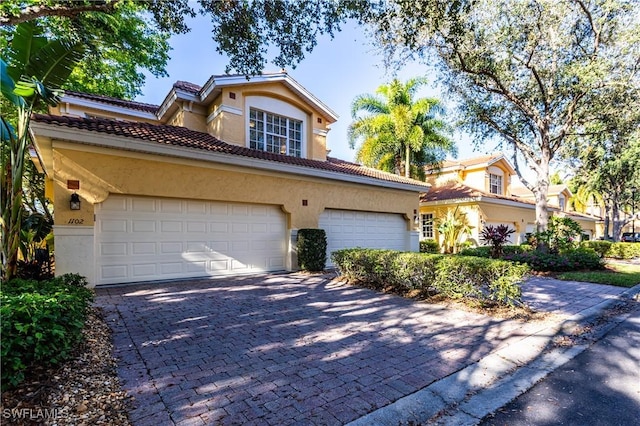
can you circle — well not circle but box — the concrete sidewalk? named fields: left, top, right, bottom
left=96, top=274, right=639, bottom=426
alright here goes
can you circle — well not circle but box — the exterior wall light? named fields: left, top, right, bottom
left=70, top=192, right=81, bottom=210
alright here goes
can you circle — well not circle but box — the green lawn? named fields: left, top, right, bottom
left=556, top=262, right=640, bottom=288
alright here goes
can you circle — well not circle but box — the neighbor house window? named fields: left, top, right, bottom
left=558, top=195, right=566, bottom=211
left=421, top=213, right=434, bottom=239
left=489, top=174, right=502, bottom=194
left=249, top=108, right=302, bottom=157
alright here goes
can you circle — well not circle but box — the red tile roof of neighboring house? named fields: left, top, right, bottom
left=420, top=182, right=537, bottom=206
left=172, top=80, right=202, bottom=94
left=61, top=90, right=159, bottom=113
left=32, top=114, right=430, bottom=188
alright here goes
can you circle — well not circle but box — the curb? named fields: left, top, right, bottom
left=347, top=283, right=640, bottom=426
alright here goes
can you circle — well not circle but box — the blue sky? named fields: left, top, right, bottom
left=136, top=16, right=493, bottom=163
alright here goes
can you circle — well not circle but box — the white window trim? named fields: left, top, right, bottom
left=246, top=96, right=307, bottom=158
left=489, top=173, right=503, bottom=195
left=421, top=213, right=434, bottom=239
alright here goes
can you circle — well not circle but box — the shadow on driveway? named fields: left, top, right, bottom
left=95, top=273, right=621, bottom=426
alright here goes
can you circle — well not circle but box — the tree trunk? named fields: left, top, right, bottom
left=534, top=148, right=551, bottom=252
left=405, top=144, right=410, bottom=178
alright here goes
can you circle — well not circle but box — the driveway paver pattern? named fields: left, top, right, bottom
left=95, top=273, right=628, bottom=425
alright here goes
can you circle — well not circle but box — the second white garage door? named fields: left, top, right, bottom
left=319, top=209, right=408, bottom=265
left=95, top=196, right=286, bottom=285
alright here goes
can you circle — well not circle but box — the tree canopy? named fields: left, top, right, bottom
left=371, top=0, right=640, bottom=234
left=1, top=1, right=177, bottom=99
left=348, top=78, right=455, bottom=180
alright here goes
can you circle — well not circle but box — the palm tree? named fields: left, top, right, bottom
left=1, top=22, right=84, bottom=280
left=437, top=206, right=473, bottom=254
left=348, top=78, right=456, bottom=180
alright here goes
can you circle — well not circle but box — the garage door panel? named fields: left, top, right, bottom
left=159, top=199, right=182, bottom=213
left=132, top=242, right=155, bottom=255
left=132, top=198, right=156, bottom=212
left=161, top=221, right=182, bottom=232
left=132, top=220, right=156, bottom=232
left=96, top=196, right=286, bottom=284
left=319, top=209, right=408, bottom=266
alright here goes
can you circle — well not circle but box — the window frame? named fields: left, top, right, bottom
left=421, top=213, right=434, bottom=239
left=489, top=173, right=503, bottom=195
left=249, top=108, right=303, bottom=157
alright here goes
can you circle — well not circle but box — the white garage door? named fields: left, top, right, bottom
left=319, top=209, right=408, bottom=266
left=95, top=195, right=286, bottom=285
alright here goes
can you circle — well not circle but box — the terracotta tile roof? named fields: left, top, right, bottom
left=172, top=80, right=202, bottom=94
left=32, top=114, right=429, bottom=188
left=420, top=182, right=536, bottom=206
left=62, top=90, right=159, bottom=113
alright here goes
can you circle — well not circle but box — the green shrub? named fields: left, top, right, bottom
left=580, top=240, right=613, bottom=258
left=479, top=224, right=515, bottom=258
left=297, top=228, right=327, bottom=271
left=460, top=245, right=532, bottom=258
left=504, top=247, right=604, bottom=271
left=606, top=242, right=640, bottom=259
left=331, top=249, right=528, bottom=306
left=419, top=239, right=439, bottom=253
left=1, top=275, right=94, bottom=390
left=434, top=256, right=527, bottom=304
left=459, top=246, right=491, bottom=257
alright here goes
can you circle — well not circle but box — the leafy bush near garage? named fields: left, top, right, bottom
left=419, top=240, right=439, bottom=253
left=603, top=242, right=640, bottom=259
left=504, top=247, right=604, bottom=271
left=331, top=249, right=528, bottom=306
left=1, top=274, right=94, bottom=390
left=297, top=228, right=327, bottom=271
left=460, top=245, right=532, bottom=258
left=580, top=240, right=612, bottom=258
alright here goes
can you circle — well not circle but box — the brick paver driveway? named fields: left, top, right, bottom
left=95, top=273, right=625, bottom=425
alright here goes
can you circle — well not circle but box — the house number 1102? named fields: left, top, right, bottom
left=68, top=218, right=84, bottom=224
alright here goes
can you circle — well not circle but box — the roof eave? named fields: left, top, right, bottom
left=199, top=73, right=339, bottom=122
left=29, top=122, right=426, bottom=193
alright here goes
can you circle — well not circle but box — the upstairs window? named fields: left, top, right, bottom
left=559, top=195, right=566, bottom=211
left=489, top=173, right=503, bottom=195
left=249, top=108, right=302, bottom=157
left=421, top=213, right=434, bottom=239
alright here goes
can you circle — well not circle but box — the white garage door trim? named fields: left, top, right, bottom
left=319, top=209, right=408, bottom=266
left=95, top=195, right=286, bottom=285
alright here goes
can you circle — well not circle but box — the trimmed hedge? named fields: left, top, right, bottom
left=419, top=240, right=439, bottom=253
left=1, top=274, right=94, bottom=390
left=331, top=249, right=529, bottom=306
left=297, top=228, right=327, bottom=271
left=460, top=245, right=533, bottom=258
left=504, top=247, right=604, bottom=271
left=579, top=240, right=612, bottom=258
left=601, top=242, right=640, bottom=260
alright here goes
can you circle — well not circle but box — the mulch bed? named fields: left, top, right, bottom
left=1, top=308, right=132, bottom=426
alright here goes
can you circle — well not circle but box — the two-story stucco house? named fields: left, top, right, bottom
left=419, top=154, right=600, bottom=248
left=30, top=72, right=429, bottom=286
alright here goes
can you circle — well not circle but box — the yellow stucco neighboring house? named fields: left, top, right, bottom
left=419, top=154, right=600, bottom=250
left=30, top=72, right=429, bottom=286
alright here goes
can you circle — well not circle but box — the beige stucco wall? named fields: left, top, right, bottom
left=205, top=85, right=331, bottom=161
left=51, top=145, right=418, bottom=232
